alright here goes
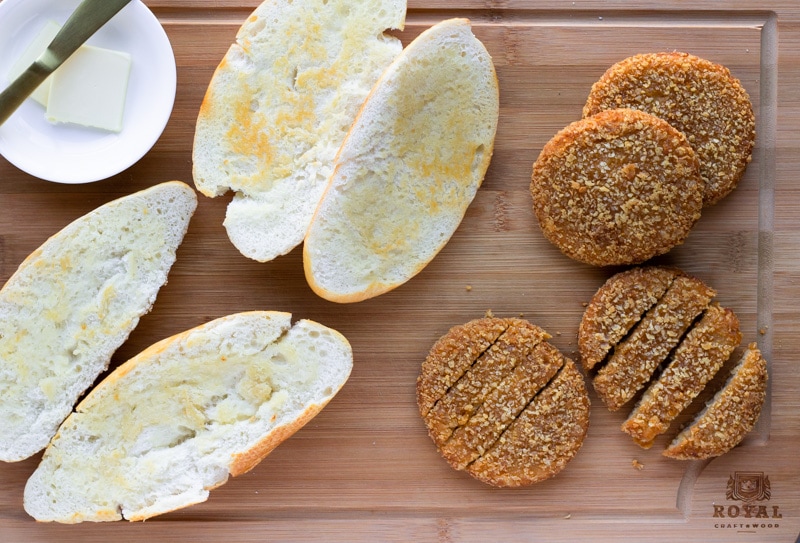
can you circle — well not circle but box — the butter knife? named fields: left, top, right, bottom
left=0, top=0, right=132, bottom=126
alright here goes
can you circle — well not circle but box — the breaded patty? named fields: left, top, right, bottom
left=583, top=52, right=755, bottom=206
left=579, top=266, right=766, bottom=459
left=592, top=274, right=716, bottom=411
left=417, top=317, right=589, bottom=487
left=664, top=343, right=767, bottom=460
left=579, top=266, right=679, bottom=371
left=622, top=304, right=742, bottom=448
left=530, top=108, right=703, bottom=267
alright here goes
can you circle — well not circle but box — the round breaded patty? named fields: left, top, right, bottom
left=583, top=52, right=755, bottom=206
left=579, top=266, right=766, bottom=459
left=417, top=317, right=589, bottom=487
left=530, top=108, right=704, bottom=267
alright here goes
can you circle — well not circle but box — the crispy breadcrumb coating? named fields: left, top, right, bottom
left=579, top=267, right=679, bottom=371
left=592, top=274, right=715, bottom=411
left=530, top=108, right=703, bottom=266
left=417, top=317, right=589, bottom=487
left=622, top=304, right=741, bottom=448
left=664, top=343, right=767, bottom=460
left=583, top=52, right=755, bottom=206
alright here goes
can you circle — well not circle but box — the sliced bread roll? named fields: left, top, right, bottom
left=304, top=18, right=500, bottom=303
left=0, top=181, right=197, bottom=462
left=192, top=0, right=407, bottom=262
left=24, top=311, right=353, bottom=523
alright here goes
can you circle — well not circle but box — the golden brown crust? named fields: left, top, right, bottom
left=622, top=304, right=742, bottom=448
left=423, top=319, right=550, bottom=445
left=583, top=52, right=755, bottom=206
left=417, top=317, right=588, bottom=487
left=579, top=266, right=679, bottom=371
left=467, top=360, right=590, bottom=487
left=592, top=274, right=716, bottom=411
left=530, top=108, right=703, bottom=266
left=416, top=318, right=512, bottom=417
left=664, top=343, right=767, bottom=460
left=230, top=401, right=326, bottom=477
left=440, top=341, right=565, bottom=470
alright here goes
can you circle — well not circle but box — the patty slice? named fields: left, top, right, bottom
left=592, top=274, right=715, bottom=411
left=664, top=343, right=767, bottom=460
left=622, top=304, right=742, bottom=448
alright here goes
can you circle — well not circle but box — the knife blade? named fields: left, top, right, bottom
left=0, top=0, right=132, bottom=126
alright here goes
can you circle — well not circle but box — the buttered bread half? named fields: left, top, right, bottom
left=0, top=181, right=196, bottom=462
left=304, top=18, right=499, bottom=303
left=24, top=312, right=353, bottom=523
left=192, top=0, right=407, bottom=262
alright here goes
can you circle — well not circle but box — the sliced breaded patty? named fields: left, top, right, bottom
left=622, top=304, right=742, bottom=448
left=530, top=108, right=703, bottom=267
left=579, top=266, right=679, bottom=371
left=423, top=319, right=550, bottom=445
left=467, top=360, right=590, bottom=487
left=440, top=340, right=565, bottom=470
left=592, top=274, right=716, bottom=411
left=417, top=317, right=588, bottom=487
left=583, top=52, right=755, bottom=206
left=417, top=317, right=510, bottom=418
left=664, top=343, right=767, bottom=460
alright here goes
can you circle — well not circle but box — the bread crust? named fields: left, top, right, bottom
left=583, top=52, right=755, bottom=206
left=417, top=317, right=589, bottom=487
left=664, top=343, right=767, bottom=460
left=530, top=108, right=703, bottom=266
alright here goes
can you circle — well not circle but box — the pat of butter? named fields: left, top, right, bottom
left=46, top=45, right=131, bottom=133
left=7, top=20, right=61, bottom=106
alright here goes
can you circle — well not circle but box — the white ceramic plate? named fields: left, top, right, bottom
left=0, top=0, right=176, bottom=183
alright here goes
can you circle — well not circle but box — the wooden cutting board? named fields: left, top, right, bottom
left=1, top=0, right=799, bottom=541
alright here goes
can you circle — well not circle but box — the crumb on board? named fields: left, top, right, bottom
left=564, top=513, right=572, bottom=519
left=485, top=309, right=494, bottom=318
left=465, top=285, right=472, bottom=292
left=759, top=327, right=768, bottom=335
left=632, top=459, right=645, bottom=470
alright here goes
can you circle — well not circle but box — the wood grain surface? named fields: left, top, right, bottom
left=1, top=1, right=799, bottom=541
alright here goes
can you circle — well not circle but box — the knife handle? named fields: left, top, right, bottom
left=48, top=0, right=133, bottom=64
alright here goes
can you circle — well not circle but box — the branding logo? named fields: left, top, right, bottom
left=713, top=471, right=782, bottom=531
left=726, top=471, right=771, bottom=502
